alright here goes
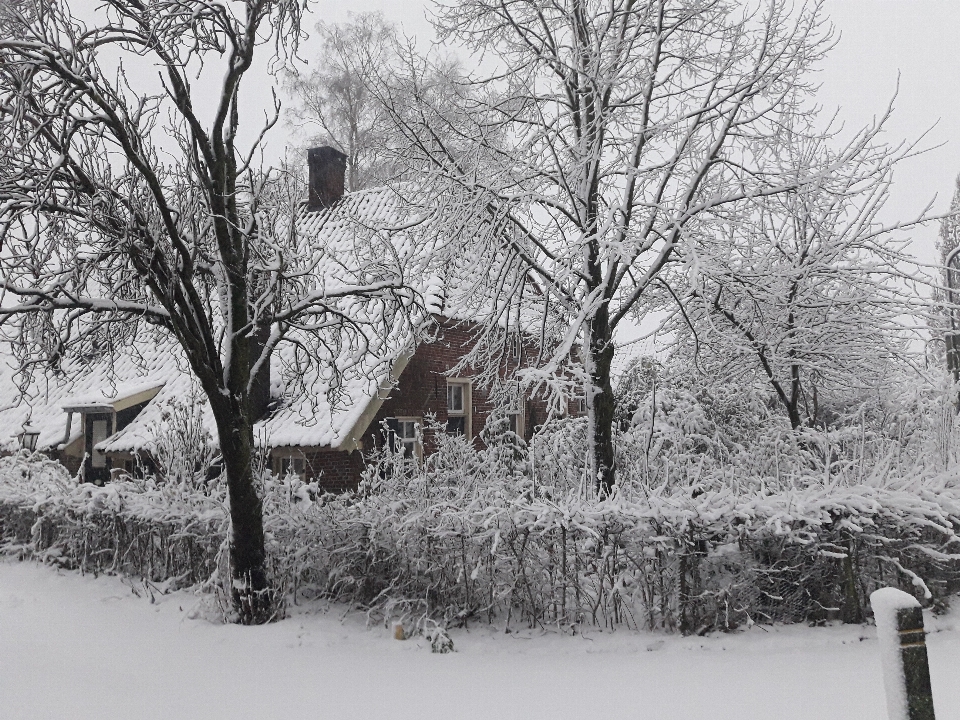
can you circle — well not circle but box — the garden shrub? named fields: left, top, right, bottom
left=3, top=409, right=960, bottom=634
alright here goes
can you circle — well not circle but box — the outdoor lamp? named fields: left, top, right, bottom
left=19, top=421, right=40, bottom=452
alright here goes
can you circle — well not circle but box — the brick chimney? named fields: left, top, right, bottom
left=307, top=146, right=347, bottom=211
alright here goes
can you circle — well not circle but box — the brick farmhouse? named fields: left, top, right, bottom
left=0, top=313, right=556, bottom=492
left=0, top=148, right=570, bottom=490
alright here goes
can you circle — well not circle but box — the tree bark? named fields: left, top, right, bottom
left=191, top=285, right=275, bottom=623
left=590, top=305, right=617, bottom=497
left=209, top=389, right=273, bottom=624
left=786, top=361, right=805, bottom=431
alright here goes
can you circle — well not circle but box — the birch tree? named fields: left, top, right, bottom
left=0, top=0, right=415, bottom=623
left=376, top=0, right=887, bottom=493
left=284, top=12, right=400, bottom=191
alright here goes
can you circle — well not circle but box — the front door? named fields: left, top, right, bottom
left=83, top=413, right=113, bottom=485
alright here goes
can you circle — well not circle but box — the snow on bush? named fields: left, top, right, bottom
left=3, top=405, right=960, bottom=634
left=287, top=420, right=960, bottom=634
left=0, top=451, right=227, bottom=590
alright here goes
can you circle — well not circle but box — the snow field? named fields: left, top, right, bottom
left=3, top=559, right=960, bottom=719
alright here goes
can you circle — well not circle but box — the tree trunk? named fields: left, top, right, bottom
left=946, top=260, right=960, bottom=413
left=840, top=539, right=864, bottom=624
left=202, top=305, right=275, bottom=623
left=211, top=397, right=275, bottom=624
left=590, top=306, right=617, bottom=497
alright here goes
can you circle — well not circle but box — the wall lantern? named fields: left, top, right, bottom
left=19, top=420, right=40, bottom=452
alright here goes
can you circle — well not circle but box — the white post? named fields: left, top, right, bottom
left=870, top=588, right=936, bottom=720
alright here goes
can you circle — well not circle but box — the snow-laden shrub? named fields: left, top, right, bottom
left=148, top=392, right=220, bottom=488
left=262, top=419, right=960, bottom=634
left=4, top=409, right=960, bottom=634
left=0, top=451, right=227, bottom=589
left=615, top=360, right=960, bottom=488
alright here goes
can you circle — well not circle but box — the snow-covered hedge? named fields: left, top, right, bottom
left=3, top=419, right=960, bottom=633
left=0, top=452, right=226, bottom=590
left=278, top=422, right=960, bottom=633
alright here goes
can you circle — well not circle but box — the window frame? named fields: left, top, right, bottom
left=445, top=379, right=472, bottom=438
left=397, top=417, right=422, bottom=460
left=90, top=418, right=109, bottom=468
left=274, top=451, right=308, bottom=480
left=506, top=404, right=524, bottom=439
left=386, top=416, right=423, bottom=460
left=500, top=381, right=525, bottom=440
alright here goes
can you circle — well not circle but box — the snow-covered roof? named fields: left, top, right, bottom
left=296, top=185, right=444, bottom=314
left=93, top=340, right=406, bottom=454
left=0, top=327, right=412, bottom=459
left=0, top=345, right=190, bottom=454
left=0, top=185, right=440, bottom=456
left=60, top=382, right=165, bottom=413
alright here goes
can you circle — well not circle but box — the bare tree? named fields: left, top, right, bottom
left=284, top=12, right=400, bottom=191
left=373, top=0, right=895, bottom=494
left=0, top=1, right=415, bottom=623
left=673, top=129, right=925, bottom=430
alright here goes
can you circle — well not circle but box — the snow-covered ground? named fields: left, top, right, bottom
left=1, top=559, right=958, bottom=720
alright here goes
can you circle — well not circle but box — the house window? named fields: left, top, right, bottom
left=446, top=381, right=471, bottom=437
left=499, top=382, right=524, bottom=439
left=386, top=417, right=421, bottom=459
left=507, top=408, right=523, bottom=437
left=279, top=456, right=306, bottom=478
left=508, top=333, right=522, bottom=359
left=447, top=382, right=465, bottom=413
left=91, top=419, right=108, bottom=468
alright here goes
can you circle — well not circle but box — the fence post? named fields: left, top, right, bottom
left=870, top=588, right=936, bottom=720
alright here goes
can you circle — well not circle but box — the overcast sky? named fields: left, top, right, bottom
left=71, top=0, right=960, bottom=264
left=817, top=1, right=960, bottom=263
left=304, top=0, right=960, bottom=264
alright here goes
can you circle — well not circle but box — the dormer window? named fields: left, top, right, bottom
left=90, top=417, right=110, bottom=469
left=61, top=383, right=164, bottom=485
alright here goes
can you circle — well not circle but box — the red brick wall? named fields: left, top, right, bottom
left=299, top=449, right=366, bottom=494
left=280, top=315, right=560, bottom=491
left=57, top=451, right=83, bottom=478
left=356, top=315, right=561, bottom=466
left=362, top=318, right=492, bottom=452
